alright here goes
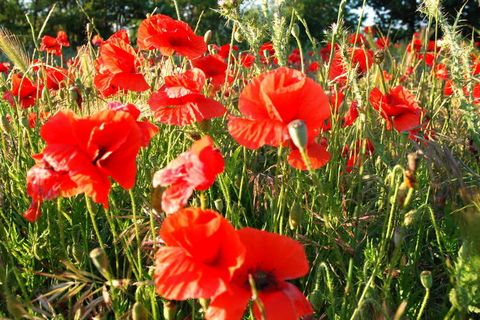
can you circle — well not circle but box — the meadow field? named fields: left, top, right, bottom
left=0, top=0, right=479, bottom=319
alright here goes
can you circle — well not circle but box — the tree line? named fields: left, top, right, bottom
left=0, top=0, right=479, bottom=48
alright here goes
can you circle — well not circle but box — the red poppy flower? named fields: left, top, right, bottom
left=94, top=30, right=150, bottom=96
left=152, top=135, right=224, bottom=214
left=3, top=74, right=40, bottom=108
left=348, top=33, right=366, bottom=46
left=240, top=53, right=255, bottom=68
left=307, top=61, right=319, bottom=73
left=329, top=48, right=373, bottom=84
left=0, top=62, right=10, bottom=74
left=137, top=14, right=206, bottom=59
left=473, top=83, right=480, bottom=105
left=434, top=64, right=448, bottom=80
left=154, top=208, right=245, bottom=300
left=215, top=44, right=238, bottom=60
left=228, top=67, right=331, bottom=170
left=91, top=35, right=104, bottom=46
left=40, top=31, right=70, bottom=56
left=407, top=38, right=423, bottom=53
left=342, top=101, right=359, bottom=127
left=342, top=139, right=374, bottom=173
left=288, top=48, right=301, bottom=65
left=148, top=68, right=226, bottom=126
left=23, top=106, right=156, bottom=222
left=259, top=42, right=277, bottom=65
left=376, top=37, right=390, bottom=49
left=191, top=54, right=232, bottom=92
left=43, top=66, right=69, bottom=91
left=364, top=26, right=375, bottom=35
left=369, top=86, right=424, bottom=132
left=206, top=228, right=313, bottom=320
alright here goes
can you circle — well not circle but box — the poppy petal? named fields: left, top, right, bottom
left=287, top=142, right=331, bottom=171
left=227, top=117, right=288, bottom=149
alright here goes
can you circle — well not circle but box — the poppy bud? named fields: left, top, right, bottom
left=132, top=302, right=148, bottom=320
left=289, top=202, right=304, bottom=230
left=89, top=247, right=111, bottom=279
left=234, top=29, right=243, bottom=42
left=69, top=86, right=78, bottom=102
left=204, top=30, right=213, bottom=44
left=150, top=185, right=164, bottom=212
left=404, top=209, right=416, bottom=226
left=420, top=270, right=432, bottom=289
left=407, top=152, right=419, bottom=173
left=291, top=23, right=300, bottom=38
left=288, top=119, right=308, bottom=151
left=163, top=301, right=177, bottom=320
left=214, top=199, right=224, bottom=212
left=374, top=50, right=385, bottom=64
left=102, top=285, right=111, bottom=306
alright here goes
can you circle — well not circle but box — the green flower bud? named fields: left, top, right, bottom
left=214, top=199, right=224, bottom=212
left=288, top=119, right=308, bottom=151
left=420, top=271, right=432, bottom=289
left=289, top=202, right=304, bottom=230
left=89, top=247, right=111, bottom=279
left=204, top=30, right=213, bottom=44
left=291, top=23, right=300, bottom=38
left=132, top=302, right=149, bottom=320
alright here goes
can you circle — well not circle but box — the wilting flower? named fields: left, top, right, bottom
left=228, top=67, right=331, bottom=170
left=3, top=74, right=41, bottom=108
left=152, top=135, right=224, bottom=214
left=206, top=228, right=313, bottom=320
left=23, top=106, right=157, bottom=222
left=40, top=31, right=70, bottom=56
left=94, top=30, right=150, bottom=97
left=137, top=14, right=206, bottom=59
left=154, top=208, right=245, bottom=300
left=148, top=68, right=226, bottom=126
left=369, top=86, right=424, bottom=132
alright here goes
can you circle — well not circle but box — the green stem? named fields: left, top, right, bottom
left=85, top=195, right=105, bottom=250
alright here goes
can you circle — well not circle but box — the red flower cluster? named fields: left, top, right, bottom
left=3, top=74, right=40, bottom=108
left=228, top=67, right=331, bottom=170
left=40, top=31, right=70, bottom=56
left=369, top=86, right=424, bottom=132
left=137, top=14, right=206, bottom=59
left=152, top=135, right=224, bottom=214
left=94, top=30, right=150, bottom=97
left=148, top=68, right=226, bottom=126
left=154, top=208, right=313, bottom=320
left=23, top=104, right=157, bottom=222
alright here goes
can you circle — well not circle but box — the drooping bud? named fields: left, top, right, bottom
left=420, top=271, right=432, bottom=289
left=89, top=247, right=111, bottom=279
left=291, top=23, right=300, bottom=38
left=288, top=119, right=308, bottom=151
left=214, top=199, right=224, bottom=212
left=289, top=202, right=304, bottom=230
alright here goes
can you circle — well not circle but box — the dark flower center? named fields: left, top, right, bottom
left=249, top=270, right=277, bottom=291
left=92, top=147, right=107, bottom=165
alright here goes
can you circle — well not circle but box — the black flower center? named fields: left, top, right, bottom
left=249, top=270, right=277, bottom=291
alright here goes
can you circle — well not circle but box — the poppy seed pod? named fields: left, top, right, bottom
left=420, top=271, right=432, bottom=289
left=89, top=247, right=111, bottom=279
left=288, top=119, right=308, bottom=151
